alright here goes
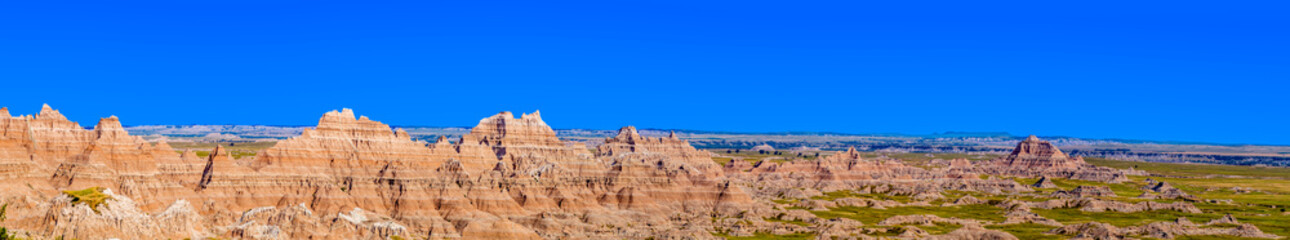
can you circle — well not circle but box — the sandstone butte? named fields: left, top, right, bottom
left=0, top=105, right=1156, bottom=240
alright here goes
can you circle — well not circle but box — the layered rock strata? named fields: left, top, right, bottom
left=977, top=135, right=1141, bottom=183
left=0, top=107, right=759, bottom=239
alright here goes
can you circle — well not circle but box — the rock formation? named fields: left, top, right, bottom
left=1049, top=219, right=1281, bottom=239
left=1052, top=185, right=1118, bottom=198
left=0, top=105, right=1277, bottom=240
left=1032, top=176, right=1057, bottom=188
left=977, top=135, right=1141, bottom=183
left=0, top=107, right=766, bottom=239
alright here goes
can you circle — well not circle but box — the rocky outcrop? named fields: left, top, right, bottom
left=0, top=106, right=1277, bottom=240
left=0, top=107, right=776, bottom=239
left=877, top=214, right=985, bottom=227
left=977, top=135, right=1139, bottom=183
left=1140, top=181, right=1198, bottom=200
left=1052, top=186, right=1117, bottom=198
left=1032, top=176, right=1057, bottom=188
left=1004, top=135, right=1084, bottom=169
left=39, top=188, right=206, bottom=240
left=1015, top=198, right=1202, bottom=214
left=1050, top=220, right=1281, bottom=239
left=926, top=225, right=1019, bottom=240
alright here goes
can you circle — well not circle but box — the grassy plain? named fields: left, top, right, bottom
left=718, top=154, right=1290, bottom=239
left=167, top=141, right=275, bottom=159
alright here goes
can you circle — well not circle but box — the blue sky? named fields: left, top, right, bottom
left=1, top=1, right=1287, bottom=145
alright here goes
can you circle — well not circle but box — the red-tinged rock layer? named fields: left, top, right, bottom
left=0, top=107, right=39, bottom=180
left=27, top=104, right=98, bottom=170
left=1, top=106, right=1244, bottom=240
left=49, top=116, right=161, bottom=194
left=1003, top=135, right=1085, bottom=169
left=977, top=135, right=1141, bottom=183
left=596, top=126, right=755, bottom=216
left=0, top=105, right=196, bottom=232
left=460, top=111, right=597, bottom=176
left=724, top=147, right=1030, bottom=202
left=154, top=141, right=206, bottom=190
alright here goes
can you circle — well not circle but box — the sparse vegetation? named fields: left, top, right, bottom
left=986, top=223, right=1063, bottom=240
left=810, top=204, right=1006, bottom=224
left=62, top=187, right=112, bottom=213
left=712, top=232, right=815, bottom=240
left=1086, top=157, right=1290, bottom=180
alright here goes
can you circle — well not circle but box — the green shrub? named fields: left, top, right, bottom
left=62, top=187, right=112, bottom=213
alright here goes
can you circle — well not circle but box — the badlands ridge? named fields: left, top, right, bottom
left=0, top=105, right=1279, bottom=239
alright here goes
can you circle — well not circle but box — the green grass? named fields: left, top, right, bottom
left=190, top=150, right=257, bottom=159
left=986, top=223, right=1063, bottom=240
left=168, top=141, right=277, bottom=151
left=867, top=152, right=997, bottom=166
left=713, top=157, right=734, bottom=166
left=917, top=222, right=963, bottom=235
left=0, top=226, right=22, bottom=240
left=1032, top=208, right=1212, bottom=227
left=764, top=217, right=811, bottom=227
left=171, top=141, right=274, bottom=159
left=712, top=232, right=815, bottom=240
left=1174, top=235, right=1274, bottom=240
left=814, top=190, right=913, bottom=202
left=1085, top=157, right=1290, bottom=180
left=62, top=187, right=112, bottom=213
left=810, top=204, right=1006, bottom=224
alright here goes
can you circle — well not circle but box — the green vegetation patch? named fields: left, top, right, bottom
left=712, top=232, right=815, bottom=240
left=814, top=190, right=912, bottom=202
left=915, top=222, right=962, bottom=235
left=986, top=223, right=1063, bottom=240
left=811, top=204, right=1006, bottom=225
left=1085, top=157, right=1290, bottom=180
left=764, top=217, right=811, bottom=227
left=712, top=157, right=734, bottom=166
left=62, top=187, right=112, bottom=213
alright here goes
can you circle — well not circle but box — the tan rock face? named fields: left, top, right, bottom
left=0, top=106, right=1269, bottom=240
left=0, top=107, right=770, bottom=239
left=978, top=135, right=1139, bottom=183
left=1003, top=135, right=1084, bottom=169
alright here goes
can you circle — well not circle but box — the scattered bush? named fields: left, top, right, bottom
left=62, top=187, right=112, bottom=213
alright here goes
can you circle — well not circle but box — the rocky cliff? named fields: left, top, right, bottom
left=0, top=105, right=1257, bottom=240
left=0, top=106, right=761, bottom=239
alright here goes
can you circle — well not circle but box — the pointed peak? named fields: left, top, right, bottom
left=668, top=131, right=678, bottom=140
left=436, top=135, right=450, bottom=143
left=522, top=110, right=542, bottom=120
left=847, top=146, right=858, bottom=153
left=210, top=145, right=230, bottom=160
left=497, top=111, right=513, bottom=117
left=154, top=140, right=173, bottom=150
left=394, top=128, right=410, bottom=139
left=37, top=104, right=67, bottom=120
left=94, top=116, right=125, bottom=131
left=616, top=126, right=641, bottom=138
left=322, top=108, right=357, bottom=120
left=181, top=149, right=201, bottom=161
left=1025, top=135, right=1040, bottom=142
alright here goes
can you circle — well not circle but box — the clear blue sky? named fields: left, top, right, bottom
left=1, top=1, right=1286, bottom=145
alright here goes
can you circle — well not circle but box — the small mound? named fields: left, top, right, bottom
left=62, top=187, right=112, bottom=213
